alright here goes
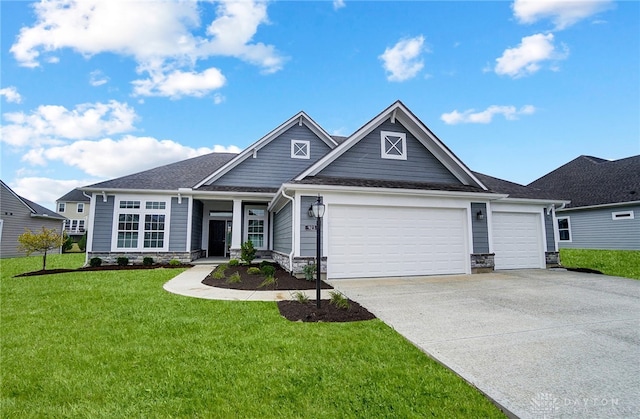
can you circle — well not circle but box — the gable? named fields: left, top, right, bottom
left=296, top=101, right=486, bottom=189
left=317, top=119, right=460, bottom=184
left=210, top=123, right=334, bottom=188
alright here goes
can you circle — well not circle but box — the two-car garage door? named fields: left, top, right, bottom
left=328, top=205, right=468, bottom=279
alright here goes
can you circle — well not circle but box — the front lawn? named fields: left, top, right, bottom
left=560, top=248, right=640, bottom=280
left=1, top=254, right=504, bottom=417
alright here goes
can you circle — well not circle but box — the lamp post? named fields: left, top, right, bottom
left=310, top=196, right=325, bottom=308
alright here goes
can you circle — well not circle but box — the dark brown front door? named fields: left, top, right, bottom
left=208, top=220, right=226, bottom=257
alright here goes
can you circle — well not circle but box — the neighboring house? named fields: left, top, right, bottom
left=56, top=188, right=90, bottom=240
left=0, top=180, right=67, bottom=258
left=529, top=155, right=640, bottom=250
left=81, top=101, right=566, bottom=278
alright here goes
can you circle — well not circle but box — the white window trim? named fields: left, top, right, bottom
left=58, top=202, right=66, bottom=213
left=77, top=203, right=84, bottom=213
left=243, top=204, right=268, bottom=250
left=380, top=131, right=407, bottom=160
left=612, top=210, right=634, bottom=220
left=111, top=196, right=170, bottom=252
left=557, top=216, right=572, bottom=242
left=291, top=140, right=310, bottom=159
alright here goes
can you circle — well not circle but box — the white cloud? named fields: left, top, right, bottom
left=132, top=67, right=226, bottom=99
left=213, top=93, right=226, bottom=105
left=441, top=105, right=536, bottom=125
left=11, top=177, right=95, bottom=210
left=512, top=0, right=613, bottom=30
left=10, top=0, right=284, bottom=97
left=333, top=0, right=346, bottom=10
left=379, top=35, right=427, bottom=82
left=89, top=70, right=109, bottom=87
left=494, top=33, right=568, bottom=78
left=1, top=100, right=137, bottom=147
left=0, top=87, right=23, bottom=104
left=21, top=135, right=230, bottom=178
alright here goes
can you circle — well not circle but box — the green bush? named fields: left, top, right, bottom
left=260, top=265, right=276, bottom=277
left=240, top=241, right=256, bottom=265
left=227, top=272, right=241, bottom=284
left=211, top=264, right=228, bottom=280
left=117, top=257, right=129, bottom=266
left=143, top=257, right=154, bottom=266
left=259, top=260, right=271, bottom=268
left=78, top=233, right=87, bottom=251
left=302, top=264, right=316, bottom=281
left=89, top=257, right=102, bottom=267
left=329, top=291, right=350, bottom=310
left=228, top=259, right=240, bottom=266
left=258, top=276, right=277, bottom=288
left=169, top=259, right=181, bottom=267
left=247, top=267, right=261, bottom=275
left=292, top=291, right=309, bottom=303
left=62, top=234, right=73, bottom=252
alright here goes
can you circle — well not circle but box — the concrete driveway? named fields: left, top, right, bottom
left=329, top=269, right=640, bottom=418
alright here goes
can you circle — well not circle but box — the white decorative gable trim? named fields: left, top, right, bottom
left=291, top=140, right=310, bottom=159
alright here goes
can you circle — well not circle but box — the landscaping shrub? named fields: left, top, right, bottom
left=292, top=291, right=309, bottom=303
left=62, top=234, right=74, bottom=252
left=78, top=233, right=87, bottom=251
left=169, top=259, right=181, bottom=267
left=143, top=257, right=154, bottom=266
left=228, top=259, right=240, bottom=266
left=240, top=240, right=256, bottom=265
left=329, top=291, right=350, bottom=310
left=260, top=264, right=276, bottom=277
left=89, top=257, right=102, bottom=267
left=258, top=276, right=277, bottom=288
left=247, top=267, right=261, bottom=275
left=117, top=257, right=129, bottom=266
left=227, top=272, right=241, bottom=284
left=302, top=264, right=315, bottom=281
left=211, top=264, right=228, bottom=280
left=259, top=260, right=271, bottom=269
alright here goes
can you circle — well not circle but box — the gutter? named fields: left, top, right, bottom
left=280, top=188, right=296, bottom=272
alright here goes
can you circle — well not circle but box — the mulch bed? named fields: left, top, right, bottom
left=14, top=263, right=192, bottom=277
left=202, top=262, right=376, bottom=323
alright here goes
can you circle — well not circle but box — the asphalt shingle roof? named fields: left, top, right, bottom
left=57, top=188, right=90, bottom=202
left=85, top=152, right=237, bottom=191
left=528, top=155, right=640, bottom=208
left=473, top=172, right=562, bottom=200
left=293, top=176, right=490, bottom=194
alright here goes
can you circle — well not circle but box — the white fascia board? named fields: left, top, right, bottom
left=267, top=185, right=287, bottom=212
left=191, top=191, right=275, bottom=201
left=495, top=197, right=571, bottom=206
left=80, top=187, right=182, bottom=196
left=280, top=182, right=505, bottom=201
left=195, top=112, right=336, bottom=188
left=556, top=200, right=640, bottom=212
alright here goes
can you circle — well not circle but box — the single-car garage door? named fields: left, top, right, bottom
left=493, top=212, right=544, bottom=269
left=328, top=205, right=468, bottom=279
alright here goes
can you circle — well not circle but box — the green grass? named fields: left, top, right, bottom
left=1, top=255, right=504, bottom=418
left=560, top=248, right=640, bottom=280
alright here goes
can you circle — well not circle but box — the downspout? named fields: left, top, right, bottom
left=280, top=188, right=296, bottom=272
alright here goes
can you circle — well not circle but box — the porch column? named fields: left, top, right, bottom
left=231, top=198, right=243, bottom=251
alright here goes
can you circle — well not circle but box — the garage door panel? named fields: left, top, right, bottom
left=328, top=205, right=468, bottom=279
left=493, top=212, right=543, bottom=269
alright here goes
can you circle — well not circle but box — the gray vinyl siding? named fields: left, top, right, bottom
left=544, top=211, right=555, bottom=252
left=0, top=187, right=64, bottom=258
left=169, top=197, right=189, bottom=252
left=471, top=203, right=489, bottom=253
left=191, top=200, right=204, bottom=251
left=215, top=124, right=332, bottom=188
left=273, top=201, right=292, bottom=253
left=318, top=119, right=461, bottom=184
left=91, top=195, right=115, bottom=252
left=300, top=196, right=318, bottom=257
left=558, top=205, right=640, bottom=250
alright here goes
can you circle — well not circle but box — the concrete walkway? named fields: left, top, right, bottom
left=163, top=264, right=334, bottom=301
left=330, top=269, right=640, bottom=419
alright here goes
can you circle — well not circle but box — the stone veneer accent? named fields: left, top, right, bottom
left=87, top=252, right=191, bottom=265
left=471, top=253, right=495, bottom=273
left=545, top=251, right=560, bottom=268
left=271, top=251, right=326, bottom=277
left=229, top=248, right=271, bottom=261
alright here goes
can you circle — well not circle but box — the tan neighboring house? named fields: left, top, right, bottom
left=56, top=188, right=91, bottom=240
left=0, top=180, right=67, bottom=258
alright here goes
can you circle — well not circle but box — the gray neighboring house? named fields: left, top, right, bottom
left=1, top=180, right=67, bottom=258
left=529, top=155, right=640, bottom=250
left=56, top=188, right=91, bottom=240
left=81, top=101, right=566, bottom=278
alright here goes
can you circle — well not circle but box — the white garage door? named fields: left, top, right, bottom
left=493, top=212, right=544, bottom=269
left=328, top=205, right=468, bottom=279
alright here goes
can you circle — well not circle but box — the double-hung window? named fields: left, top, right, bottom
left=113, top=198, right=169, bottom=251
left=244, top=205, right=267, bottom=249
left=77, top=203, right=84, bottom=213
left=557, top=217, right=571, bottom=242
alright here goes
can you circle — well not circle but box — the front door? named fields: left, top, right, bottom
left=208, top=220, right=226, bottom=257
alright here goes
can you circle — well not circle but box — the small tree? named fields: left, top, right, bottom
left=240, top=240, right=256, bottom=265
left=78, top=232, right=87, bottom=251
left=17, top=227, right=66, bottom=271
left=62, top=232, right=73, bottom=252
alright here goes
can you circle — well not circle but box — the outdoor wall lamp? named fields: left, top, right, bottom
left=311, top=196, right=325, bottom=308
left=476, top=210, right=484, bottom=220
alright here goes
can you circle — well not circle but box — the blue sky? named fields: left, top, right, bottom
left=1, top=0, right=638, bottom=209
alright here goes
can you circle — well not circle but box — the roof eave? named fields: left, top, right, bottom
left=557, top=200, right=640, bottom=212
